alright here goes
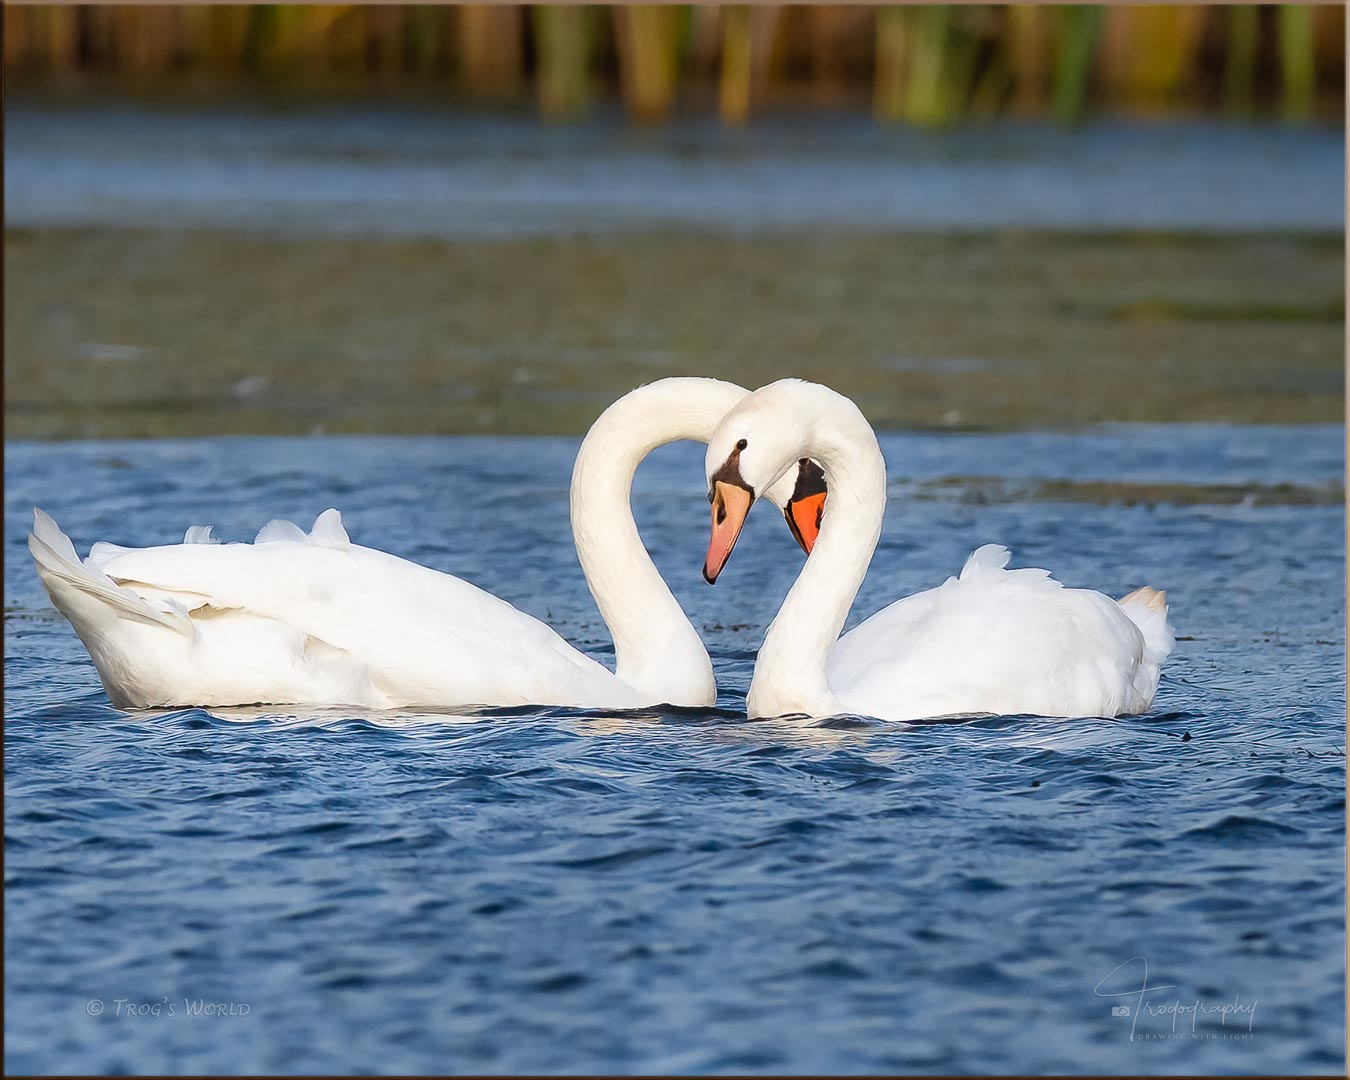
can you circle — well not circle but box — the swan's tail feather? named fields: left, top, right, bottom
left=29, top=509, right=192, bottom=635
left=1118, top=586, right=1174, bottom=667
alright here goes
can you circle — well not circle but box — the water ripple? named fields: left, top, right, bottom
left=4, top=429, right=1344, bottom=1074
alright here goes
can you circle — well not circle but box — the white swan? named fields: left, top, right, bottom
left=700, top=379, right=1175, bottom=722
left=28, top=378, right=812, bottom=711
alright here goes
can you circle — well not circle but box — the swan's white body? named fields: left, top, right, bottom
left=30, top=378, right=790, bottom=711
left=819, top=544, right=1173, bottom=722
left=705, top=380, right=1175, bottom=722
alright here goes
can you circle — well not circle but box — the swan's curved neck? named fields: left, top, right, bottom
left=748, top=410, right=886, bottom=717
left=571, top=379, right=748, bottom=706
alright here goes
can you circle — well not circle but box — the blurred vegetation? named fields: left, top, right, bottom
left=5, top=4, right=1344, bottom=124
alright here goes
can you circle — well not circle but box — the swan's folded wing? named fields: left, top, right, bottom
left=828, top=586, right=944, bottom=692
left=829, top=548, right=1148, bottom=719
left=89, top=526, right=631, bottom=708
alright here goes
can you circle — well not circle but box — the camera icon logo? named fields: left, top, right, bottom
left=1111, top=1005, right=1131, bottom=1017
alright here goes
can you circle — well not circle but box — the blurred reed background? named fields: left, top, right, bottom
left=5, top=4, right=1344, bottom=125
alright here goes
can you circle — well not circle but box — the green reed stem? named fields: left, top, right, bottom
left=1053, top=5, right=1102, bottom=124
left=1278, top=4, right=1315, bottom=122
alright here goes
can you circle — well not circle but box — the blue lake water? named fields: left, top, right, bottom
left=4, top=425, right=1345, bottom=1074
left=6, top=105, right=1344, bottom=235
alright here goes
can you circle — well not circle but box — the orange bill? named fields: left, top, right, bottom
left=703, top=480, right=753, bottom=584
left=784, top=458, right=828, bottom=555
left=784, top=490, right=826, bottom=555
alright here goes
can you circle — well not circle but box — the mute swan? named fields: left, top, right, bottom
left=700, top=379, right=1175, bottom=722
left=28, top=378, right=817, bottom=711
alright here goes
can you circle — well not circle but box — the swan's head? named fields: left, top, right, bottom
left=702, top=380, right=828, bottom=583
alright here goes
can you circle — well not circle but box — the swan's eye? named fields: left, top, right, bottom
left=736, top=439, right=748, bottom=452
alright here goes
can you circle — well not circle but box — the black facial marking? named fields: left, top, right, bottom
left=710, top=443, right=755, bottom=500
left=792, top=458, right=827, bottom=502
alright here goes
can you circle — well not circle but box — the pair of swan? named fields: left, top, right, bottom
left=29, top=377, right=1173, bottom=721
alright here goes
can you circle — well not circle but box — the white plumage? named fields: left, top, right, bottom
left=826, top=545, right=1173, bottom=722
left=702, top=379, right=1175, bottom=722
left=28, top=378, right=804, bottom=712
left=32, top=506, right=638, bottom=710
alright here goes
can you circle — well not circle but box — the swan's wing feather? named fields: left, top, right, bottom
left=255, top=518, right=309, bottom=544
left=831, top=547, right=1153, bottom=719
left=89, top=520, right=630, bottom=708
left=309, top=508, right=351, bottom=550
